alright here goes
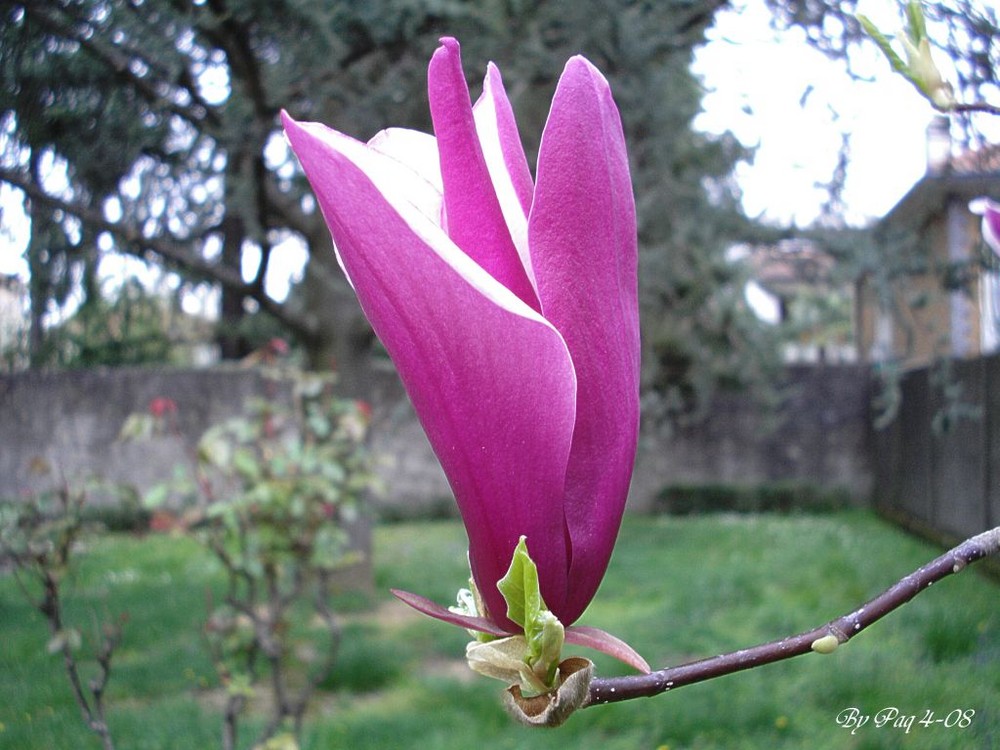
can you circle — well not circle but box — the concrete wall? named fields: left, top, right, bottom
left=0, top=363, right=875, bottom=515
left=0, top=366, right=378, bottom=588
left=0, top=367, right=295, bottom=497
left=629, top=365, right=874, bottom=511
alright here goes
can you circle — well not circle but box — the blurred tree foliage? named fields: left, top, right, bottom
left=33, top=278, right=188, bottom=368
left=1, top=0, right=996, bottom=417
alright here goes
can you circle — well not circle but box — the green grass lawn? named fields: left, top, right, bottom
left=1, top=511, right=997, bottom=749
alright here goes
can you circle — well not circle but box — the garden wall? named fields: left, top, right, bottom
left=629, top=365, right=874, bottom=511
left=0, top=367, right=295, bottom=496
left=0, top=366, right=373, bottom=588
left=0, top=363, right=875, bottom=517
left=872, top=354, right=1000, bottom=541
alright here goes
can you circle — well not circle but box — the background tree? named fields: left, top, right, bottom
left=3, top=0, right=996, bottom=409
left=0, top=0, right=758, bottom=409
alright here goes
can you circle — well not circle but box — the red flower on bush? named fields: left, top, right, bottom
left=148, top=397, right=178, bottom=419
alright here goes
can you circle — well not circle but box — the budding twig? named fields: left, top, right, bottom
left=586, top=525, right=1000, bottom=706
left=950, top=102, right=1000, bottom=117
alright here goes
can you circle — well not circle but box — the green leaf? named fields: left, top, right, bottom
left=496, top=537, right=565, bottom=689
left=47, top=627, right=81, bottom=654
left=531, top=611, right=565, bottom=686
left=232, top=448, right=260, bottom=481
left=144, top=483, right=170, bottom=509
left=857, top=15, right=907, bottom=74
left=260, top=732, right=300, bottom=750
left=226, top=672, right=255, bottom=698
left=497, top=536, right=544, bottom=635
left=905, top=0, right=927, bottom=42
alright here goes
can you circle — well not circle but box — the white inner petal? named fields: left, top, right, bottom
left=473, top=84, right=535, bottom=290
left=295, top=120, right=553, bottom=328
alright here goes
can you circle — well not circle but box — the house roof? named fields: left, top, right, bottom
left=740, top=239, right=838, bottom=297
left=950, top=144, right=1000, bottom=174
left=881, top=144, right=1000, bottom=230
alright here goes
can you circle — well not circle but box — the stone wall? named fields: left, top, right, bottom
left=629, top=365, right=874, bottom=511
left=0, top=367, right=294, bottom=497
left=1, top=364, right=875, bottom=516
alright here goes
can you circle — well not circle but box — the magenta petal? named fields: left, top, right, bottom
left=392, top=589, right=511, bottom=637
left=428, top=38, right=539, bottom=310
left=971, top=197, right=1000, bottom=256
left=282, top=112, right=576, bottom=631
left=565, top=626, right=651, bottom=674
left=987, top=205, right=1000, bottom=250
left=394, top=590, right=651, bottom=674
left=473, top=63, right=534, bottom=277
left=528, top=57, right=640, bottom=624
left=475, top=63, right=533, bottom=215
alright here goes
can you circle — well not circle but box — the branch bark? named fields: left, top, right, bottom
left=951, top=102, right=1000, bottom=117
left=586, top=525, right=1000, bottom=707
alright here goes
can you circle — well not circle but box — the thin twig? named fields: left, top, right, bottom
left=221, top=692, right=246, bottom=750
left=39, top=557, right=117, bottom=750
left=950, top=102, right=1000, bottom=117
left=587, top=525, right=1000, bottom=706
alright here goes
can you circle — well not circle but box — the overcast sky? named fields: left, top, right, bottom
left=693, top=0, right=943, bottom=229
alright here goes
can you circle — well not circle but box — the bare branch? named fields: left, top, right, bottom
left=587, top=525, right=1000, bottom=706
left=951, top=101, right=1000, bottom=117
left=19, top=2, right=218, bottom=129
left=0, top=167, right=319, bottom=343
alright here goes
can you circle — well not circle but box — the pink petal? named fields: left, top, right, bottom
left=282, top=111, right=576, bottom=631
left=528, top=57, right=640, bottom=624
left=428, top=38, right=539, bottom=310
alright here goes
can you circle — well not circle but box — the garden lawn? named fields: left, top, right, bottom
left=0, top=511, right=997, bottom=749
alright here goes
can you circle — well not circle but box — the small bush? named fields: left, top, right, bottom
left=81, top=503, right=152, bottom=533
left=652, top=481, right=853, bottom=515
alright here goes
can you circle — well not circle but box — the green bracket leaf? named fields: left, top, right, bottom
left=497, top=536, right=544, bottom=634
left=496, top=537, right=565, bottom=690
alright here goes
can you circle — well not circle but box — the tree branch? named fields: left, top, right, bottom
left=20, top=2, right=218, bottom=129
left=951, top=102, right=1000, bottom=117
left=0, top=167, right=319, bottom=344
left=201, top=0, right=275, bottom=120
left=586, top=525, right=1000, bottom=706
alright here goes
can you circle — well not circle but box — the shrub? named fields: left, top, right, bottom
left=652, top=481, right=853, bottom=515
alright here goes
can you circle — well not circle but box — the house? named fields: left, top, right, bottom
left=736, top=238, right=857, bottom=364
left=856, top=117, right=1000, bottom=367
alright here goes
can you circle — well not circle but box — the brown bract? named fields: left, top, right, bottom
left=502, top=657, right=594, bottom=728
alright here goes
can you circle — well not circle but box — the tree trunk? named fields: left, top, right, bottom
left=27, top=212, right=48, bottom=369
left=216, top=213, right=250, bottom=360
left=298, top=236, right=376, bottom=398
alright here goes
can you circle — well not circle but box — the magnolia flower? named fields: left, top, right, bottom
left=282, top=38, right=639, bottom=636
left=970, top=198, right=1000, bottom=257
